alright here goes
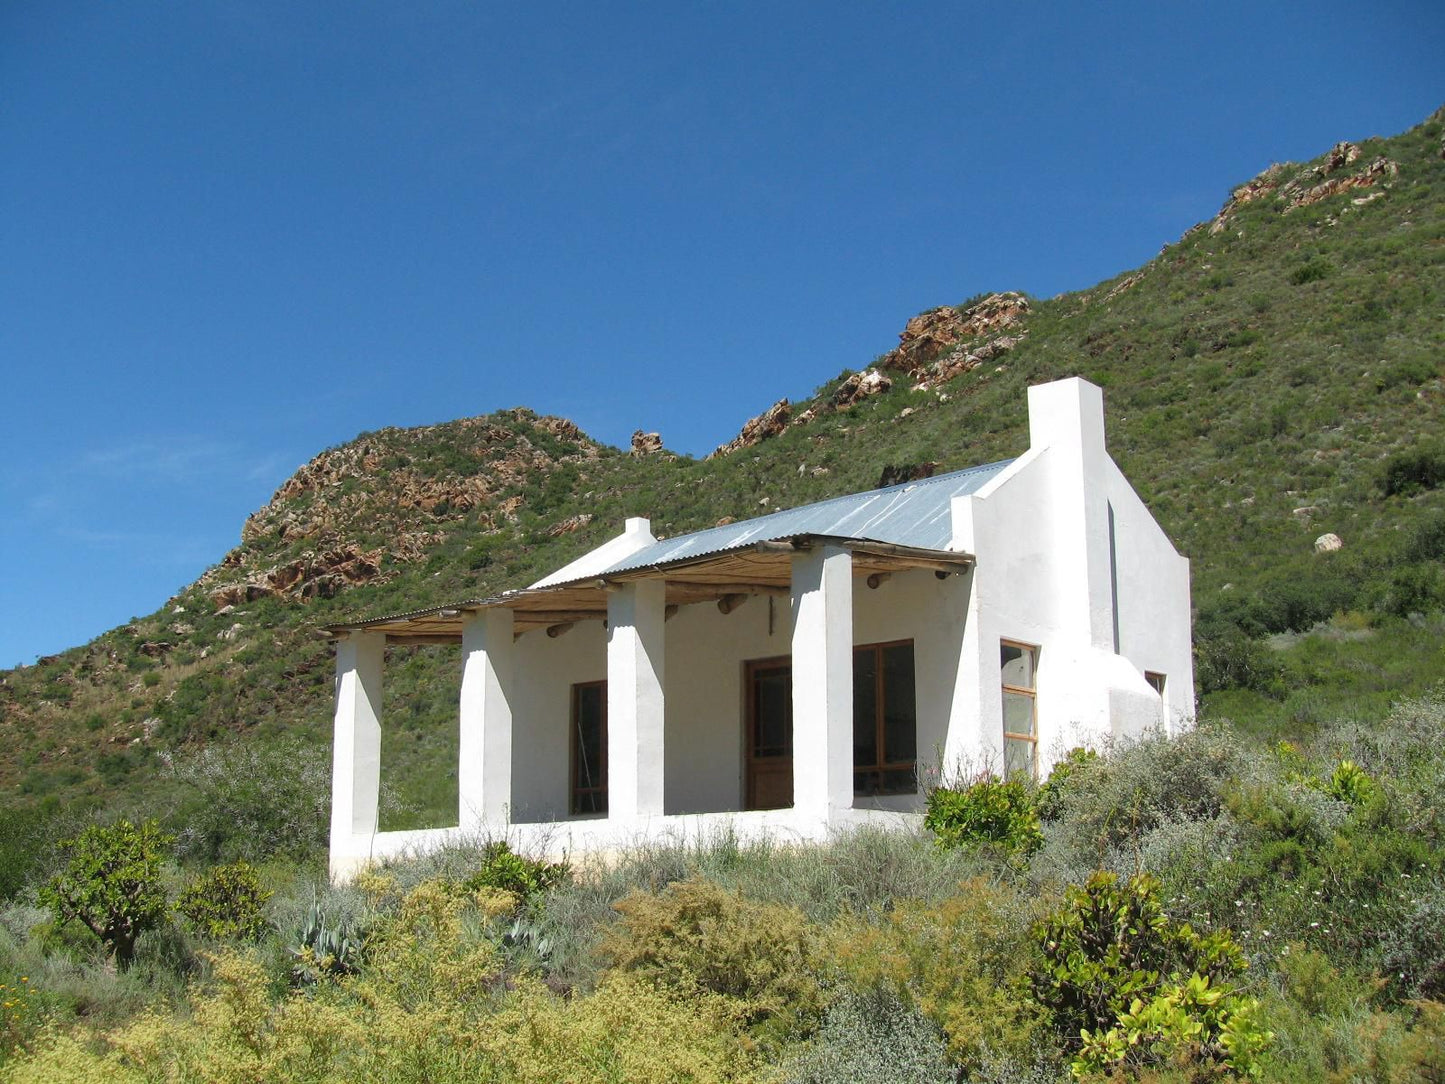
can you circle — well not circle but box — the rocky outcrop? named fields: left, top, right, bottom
left=630, top=430, right=663, bottom=456
left=829, top=369, right=892, bottom=409
left=709, top=368, right=899, bottom=457
left=1208, top=142, right=1398, bottom=234
left=548, top=513, right=594, bottom=538
left=204, top=411, right=602, bottom=607
left=710, top=400, right=792, bottom=458
left=209, top=544, right=386, bottom=610
left=1283, top=153, right=1397, bottom=210
left=923, top=333, right=1025, bottom=388
left=879, top=293, right=1030, bottom=378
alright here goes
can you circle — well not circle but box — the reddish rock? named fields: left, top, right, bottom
left=710, top=400, right=793, bottom=458
left=880, top=292, right=1030, bottom=377
left=630, top=430, right=664, bottom=455
left=830, top=369, right=892, bottom=409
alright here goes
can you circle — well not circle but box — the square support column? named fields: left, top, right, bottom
left=607, top=579, right=666, bottom=821
left=330, top=632, right=383, bottom=855
left=459, top=608, right=514, bottom=831
left=790, top=544, right=854, bottom=819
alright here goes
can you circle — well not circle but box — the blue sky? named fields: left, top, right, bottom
left=1, top=2, right=1441, bottom=668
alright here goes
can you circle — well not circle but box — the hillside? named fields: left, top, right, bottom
left=2, top=107, right=1442, bottom=832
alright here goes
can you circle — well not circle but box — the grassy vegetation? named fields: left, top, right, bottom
left=1, top=695, right=1443, bottom=1080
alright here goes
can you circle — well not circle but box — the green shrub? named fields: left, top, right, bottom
left=1036, top=748, right=1099, bottom=823
left=829, top=879, right=1048, bottom=1071
left=1404, top=513, right=1445, bottom=563
left=1322, top=759, right=1378, bottom=807
left=1288, top=258, right=1334, bottom=285
left=0, top=808, right=57, bottom=903
left=1195, top=633, right=1285, bottom=696
left=40, top=820, right=173, bottom=971
left=165, top=737, right=330, bottom=864
left=1381, top=444, right=1445, bottom=497
left=780, top=987, right=955, bottom=1084
left=460, top=841, right=568, bottom=903
left=174, top=862, right=271, bottom=941
left=1028, top=871, right=1267, bottom=1077
left=1370, top=562, right=1445, bottom=617
left=598, top=876, right=826, bottom=1042
left=925, top=776, right=1043, bottom=856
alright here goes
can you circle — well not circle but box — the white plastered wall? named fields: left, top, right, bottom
left=947, top=377, right=1194, bottom=781
left=503, top=563, right=968, bottom=821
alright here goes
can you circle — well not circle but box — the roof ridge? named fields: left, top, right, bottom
left=679, top=456, right=1014, bottom=528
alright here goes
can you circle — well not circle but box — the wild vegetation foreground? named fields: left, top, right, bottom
left=2, top=694, right=1444, bottom=1081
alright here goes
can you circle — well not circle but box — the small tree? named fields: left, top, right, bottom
left=42, top=819, right=172, bottom=970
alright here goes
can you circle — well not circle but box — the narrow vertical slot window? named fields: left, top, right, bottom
left=1000, top=641, right=1038, bottom=781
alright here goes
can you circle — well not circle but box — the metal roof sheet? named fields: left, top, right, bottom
left=595, top=458, right=1013, bottom=578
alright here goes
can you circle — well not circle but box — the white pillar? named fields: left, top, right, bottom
left=459, top=608, right=514, bottom=831
left=790, top=544, right=853, bottom=819
left=607, top=579, right=666, bottom=821
left=330, top=632, right=383, bottom=856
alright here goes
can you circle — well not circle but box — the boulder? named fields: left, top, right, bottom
left=630, top=430, right=664, bottom=456
left=830, top=369, right=893, bottom=409
left=1315, top=533, right=1344, bottom=554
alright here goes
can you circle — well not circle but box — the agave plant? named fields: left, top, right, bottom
left=288, top=898, right=366, bottom=986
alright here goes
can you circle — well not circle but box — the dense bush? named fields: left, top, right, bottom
left=1028, top=871, right=1269, bottom=1077
left=0, top=808, right=59, bottom=904
left=164, top=737, right=330, bottom=864
left=830, top=880, right=1047, bottom=1070
left=598, top=876, right=826, bottom=1043
left=174, top=861, right=271, bottom=942
left=1381, top=443, right=1445, bottom=497
left=1195, top=632, right=1286, bottom=696
left=780, top=987, right=955, bottom=1084
left=1036, top=747, right=1099, bottom=823
left=5, top=692, right=1445, bottom=1080
left=460, top=841, right=569, bottom=903
left=925, top=776, right=1043, bottom=856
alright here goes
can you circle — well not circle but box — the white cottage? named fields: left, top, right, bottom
left=325, top=377, right=1192, bottom=880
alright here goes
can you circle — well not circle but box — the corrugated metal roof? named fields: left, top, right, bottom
left=595, top=458, right=1013, bottom=578
left=324, top=459, right=1012, bottom=634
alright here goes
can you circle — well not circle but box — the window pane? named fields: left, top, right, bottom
left=1001, top=642, right=1034, bottom=688
left=1004, top=736, right=1035, bottom=781
left=882, top=643, right=916, bottom=763
left=1002, top=690, right=1035, bottom=737
left=755, top=669, right=791, bottom=757
left=1145, top=671, right=1167, bottom=696
left=852, top=647, right=878, bottom=767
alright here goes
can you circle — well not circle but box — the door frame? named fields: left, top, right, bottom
left=744, top=655, right=792, bottom=810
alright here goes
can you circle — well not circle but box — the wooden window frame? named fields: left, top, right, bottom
left=1000, top=639, right=1039, bottom=781
left=853, top=639, right=917, bottom=797
left=569, top=680, right=607, bottom=816
left=1145, top=671, right=1167, bottom=697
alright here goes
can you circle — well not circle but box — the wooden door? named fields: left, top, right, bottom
left=745, top=658, right=792, bottom=810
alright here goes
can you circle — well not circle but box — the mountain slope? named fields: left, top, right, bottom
left=2, top=107, right=1442, bottom=832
